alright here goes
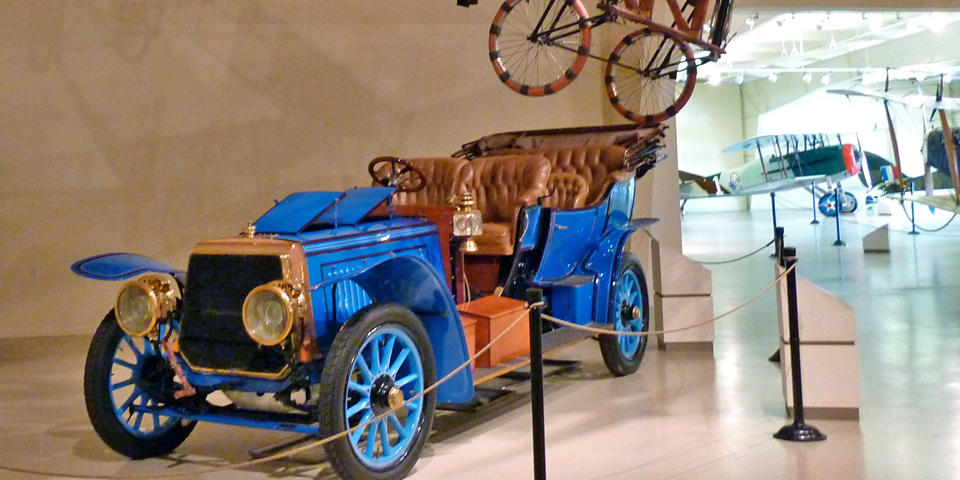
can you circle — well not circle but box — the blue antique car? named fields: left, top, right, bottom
left=72, top=124, right=665, bottom=479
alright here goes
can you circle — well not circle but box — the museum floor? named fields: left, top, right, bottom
left=2, top=207, right=959, bottom=480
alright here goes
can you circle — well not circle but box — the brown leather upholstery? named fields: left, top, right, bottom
left=542, top=172, right=589, bottom=210
left=493, top=145, right=630, bottom=206
left=465, top=155, right=551, bottom=256
left=375, top=157, right=473, bottom=206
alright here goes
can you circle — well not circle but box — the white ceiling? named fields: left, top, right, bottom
left=699, top=9, right=960, bottom=84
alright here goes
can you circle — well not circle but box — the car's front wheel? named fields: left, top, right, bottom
left=84, top=312, right=195, bottom=459
left=319, top=303, right=436, bottom=480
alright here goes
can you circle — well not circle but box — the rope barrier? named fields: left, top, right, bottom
left=0, top=307, right=533, bottom=480
left=691, top=238, right=775, bottom=265
left=544, top=263, right=793, bottom=337
left=0, top=262, right=796, bottom=479
left=899, top=202, right=958, bottom=233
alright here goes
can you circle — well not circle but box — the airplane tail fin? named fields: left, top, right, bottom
left=679, top=171, right=723, bottom=195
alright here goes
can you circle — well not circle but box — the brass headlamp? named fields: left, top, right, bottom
left=114, top=274, right=178, bottom=337
left=242, top=280, right=305, bottom=346
left=451, top=193, right=483, bottom=253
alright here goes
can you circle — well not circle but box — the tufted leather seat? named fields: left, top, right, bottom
left=375, top=157, right=473, bottom=206
left=492, top=145, right=631, bottom=206
left=465, top=155, right=551, bottom=256
left=541, top=172, right=589, bottom=210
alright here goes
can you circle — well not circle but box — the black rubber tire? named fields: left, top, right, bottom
left=599, top=253, right=650, bottom=376
left=605, top=28, right=697, bottom=126
left=319, top=303, right=436, bottom=480
left=84, top=311, right=195, bottom=459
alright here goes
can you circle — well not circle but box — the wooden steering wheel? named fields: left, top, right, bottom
left=367, top=157, right=428, bottom=193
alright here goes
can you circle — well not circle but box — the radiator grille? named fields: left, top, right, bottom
left=179, top=254, right=291, bottom=376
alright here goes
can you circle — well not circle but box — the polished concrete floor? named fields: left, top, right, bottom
left=2, top=206, right=959, bottom=479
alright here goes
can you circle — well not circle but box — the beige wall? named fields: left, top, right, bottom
left=1, top=1, right=618, bottom=338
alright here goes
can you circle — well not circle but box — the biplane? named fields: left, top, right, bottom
left=828, top=82, right=960, bottom=214
left=679, top=132, right=883, bottom=215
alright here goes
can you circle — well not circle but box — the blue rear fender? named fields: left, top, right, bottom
left=583, top=218, right=657, bottom=325
left=335, top=255, right=474, bottom=404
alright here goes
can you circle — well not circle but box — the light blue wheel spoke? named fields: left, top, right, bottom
left=364, top=420, right=380, bottom=457
left=116, top=388, right=140, bottom=416
left=143, top=341, right=157, bottom=356
left=122, top=335, right=143, bottom=360
left=381, top=336, right=396, bottom=374
left=388, top=412, right=411, bottom=440
left=346, top=398, right=371, bottom=418
left=394, top=372, right=420, bottom=389
left=348, top=380, right=371, bottom=396
left=378, top=420, right=394, bottom=458
left=133, top=409, right=145, bottom=431
left=113, top=358, right=136, bottom=370
left=388, top=348, right=411, bottom=377
left=152, top=412, right=160, bottom=430
left=111, top=378, right=135, bottom=390
left=370, top=334, right=382, bottom=375
left=354, top=355, right=374, bottom=383
left=351, top=411, right=375, bottom=443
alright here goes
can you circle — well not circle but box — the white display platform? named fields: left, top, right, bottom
left=651, top=238, right=714, bottom=351
left=775, top=265, right=861, bottom=420
left=863, top=224, right=890, bottom=253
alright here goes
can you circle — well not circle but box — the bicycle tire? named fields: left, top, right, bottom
left=490, top=0, right=592, bottom=96
left=605, top=28, right=697, bottom=125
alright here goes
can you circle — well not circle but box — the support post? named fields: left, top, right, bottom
left=774, top=226, right=785, bottom=263
left=908, top=181, right=919, bottom=235
left=832, top=187, right=845, bottom=246
left=810, top=182, right=820, bottom=224
left=770, top=191, right=778, bottom=230
left=527, top=289, right=547, bottom=480
left=774, top=247, right=826, bottom=442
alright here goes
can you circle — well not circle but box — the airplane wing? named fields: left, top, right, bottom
left=902, top=193, right=960, bottom=213
left=721, top=133, right=851, bottom=153
left=828, top=89, right=960, bottom=111
left=734, top=175, right=829, bottom=195
left=680, top=174, right=828, bottom=199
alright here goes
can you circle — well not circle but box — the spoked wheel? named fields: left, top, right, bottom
left=489, top=0, right=592, bottom=96
left=84, top=312, right=195, bottom=459
left=605, top=28, right=697, bottom=125
left=599, top=253, right=650, bottom=377
left=818, top=191, right=858, bottom=216
left=320, top=303, right=436, bottom=480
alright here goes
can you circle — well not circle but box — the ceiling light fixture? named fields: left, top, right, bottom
left=820, top=74, right=831, bottom=85
left=803, top=72, right=812, bottom=83
left=768, top=72, right=778, bottom=83
left=709, top=72, right=722, bottom=85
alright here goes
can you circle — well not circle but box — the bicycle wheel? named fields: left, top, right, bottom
left=490, top=0, right=592, bottom=96
left=605, top=28, right=696, bottom=125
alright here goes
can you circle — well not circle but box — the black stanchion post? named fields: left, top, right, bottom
left=832, top=187, right=845, bottom=246
left=908, top=181, right=919, bottom=235
left=774, top=247, right=826, bottom=442
left=527, top=288, right=547, bottom=480
left=770, top=191, right=778, bottom=230
left=810, top=182, right=820, bottom=224
left=774, top=226, right=784, bottom=262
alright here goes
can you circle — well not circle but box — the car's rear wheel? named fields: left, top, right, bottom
left=599, top=254, right=650, bottom=376
left=319, top=303, right=436, bottom=480
left=84, top=312, right=195, bottom=459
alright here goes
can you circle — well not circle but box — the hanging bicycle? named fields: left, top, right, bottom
left=489, top=0, right=734, bottom=125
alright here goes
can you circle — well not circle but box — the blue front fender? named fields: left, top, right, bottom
left=71, top=253, right=183, bottom=281
left=348, top=256, right=474, bottom=404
